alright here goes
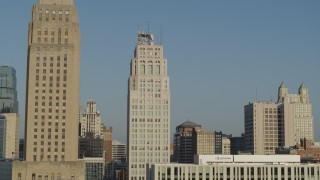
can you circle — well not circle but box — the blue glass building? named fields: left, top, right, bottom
left=0, top=66, right=18, bottom=113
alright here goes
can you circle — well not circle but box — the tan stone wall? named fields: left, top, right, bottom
left=25, top=0, right=80, bottom=162
left=12, top=161, right=85, bottom=180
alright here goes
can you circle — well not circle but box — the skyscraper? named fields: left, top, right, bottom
left=24, top=0, right=80, bottom=162
left=13, top=0, right=85, bottom=178
left=0, top=66, right=19, bottom=159
left=173, top=121, right=201, bottom=163
left=278, top=82, right=314, bottom=146
left=0, top=66, right=18, bottom=113
left=127, top=33, right=170, bottom=180
left=244, top=82, right=314, bottom=155
left=79, top=99, right=102, bottom=138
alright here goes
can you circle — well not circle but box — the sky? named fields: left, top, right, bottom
left=0, top=0, right=319, bottom=143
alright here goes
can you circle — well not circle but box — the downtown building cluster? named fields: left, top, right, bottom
left=0, top=0, right=320, bottom=180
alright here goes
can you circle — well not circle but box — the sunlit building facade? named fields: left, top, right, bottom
left=127, top=33, right=170, bottom=180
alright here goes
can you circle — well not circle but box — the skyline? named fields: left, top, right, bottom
left=0, top=0, right=319, bottom=143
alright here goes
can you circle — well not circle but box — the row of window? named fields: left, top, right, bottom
left=34, top=121, right=66, bottom=127
left=38, top=9, right=70, bottom=22
left=37, top=28, right=68, bottom=36
left=33, top=154, right=65, bottom=162
left=139, top=47, right=161, bottom=51
left=37, top=37, right=69, bottom=44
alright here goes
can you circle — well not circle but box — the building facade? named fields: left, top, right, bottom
left=230, top=134, right=246, bottom=155
left=0, top=113, right=19, bottom=158
left=102, top=125, right=113, bottom=163
left=112, top=140, right=126, bottom=161
left=79, top=99, right=102, bottom=138
left=245, top=102, right=279, bottom=155
left=147, top=155, right=310, bottom=180
left=222, top=135, right=231, bottom=155
left=193, top=129, right=215, bottom=156
left=78, top=132, right=103, bottom=158
left=0, top=66, right=20, bottom=159
left=0, top=66, right=18, bottom=114
left=24, top=0, right=80, bottom=162
left=278, top=82, right=314, bottom=146
left=12, top=161, right=85, bottom=180
left=244, top=82, right=314, bottom=155
left=83, top=157, right=105, bottom=180
left=13, top=0, right=85, bottom=178
left=173, top=121, right=201, bottom=163
left=127, top=33, right=170, bottom=180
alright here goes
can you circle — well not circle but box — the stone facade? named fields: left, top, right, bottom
left=127, top=33, right=170, bottom=180
left=25, top=0, right=80, bottom=162
left=12, top=161, right=85, bottom=180
left=79, top=99, right=102, bottom=138
left=245, top=82, right=314, bottom=155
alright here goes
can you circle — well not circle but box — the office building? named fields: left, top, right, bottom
left=245, top=102, right=279, bottom=155
left=230, top=134, right=246, bottom=155
left=0, top=66, right=20, bottom=159
left=13, top=0, right=85, bottom=179
left=214, top=131, right=223, bottom=154
left=102, top=125, right=113, bottom=163
left=83, top=157, right=105, bottom=180
left=79, top=132, right=103, bottom=158
left=244, top=82, right=314, bottom=155
left=278, top=82, right=314, bottom=145
left=0, top=113, right=19, bottom=158
left=24, top=0, right=80, bottom=162
left=80, top=99, right=102, bottom=138
left=193, top=128, right=215, bottom=156
left=222, top=135, right=230, bottom=155
left=0, top=66, right=18, bottom=114
left=112, top=140, right=126, bottom=161
left=127, top=32, right=170, bottom=180
left=173, top=121, right=201, bottom=163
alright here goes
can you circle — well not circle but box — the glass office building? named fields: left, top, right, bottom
left=0, top=66, right=18, bottom=113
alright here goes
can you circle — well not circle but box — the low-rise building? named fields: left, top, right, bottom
left=83, top=157, right=105, bottom=180
left=12, top=161, right=86, bottom=180
left=147, top=155, right=313, bottom=180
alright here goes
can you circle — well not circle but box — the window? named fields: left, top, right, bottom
left=52, top=11, right=56, bottom=20
left=140, top=65, right=145, bottom=75
left=66, top=13, right=69, bottom=21
left=147, top=65, right=153, bottom=74
left=59, top=11, right=63, bottom=21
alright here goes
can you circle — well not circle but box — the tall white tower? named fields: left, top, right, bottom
left=127, top=33, right=170, bottom=180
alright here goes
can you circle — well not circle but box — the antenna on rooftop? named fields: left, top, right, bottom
left=147, top=21, right=150, bottom=34
left=160, top=24, right=163, bottom=45
left=256, top=85, right=258, bottom=102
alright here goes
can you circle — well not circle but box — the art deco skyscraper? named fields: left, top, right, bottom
left=24, top=0, right=80, bottom=162
left=79, top=99, right=102, bottom=138
left=127, top=33, right=170, bottom=180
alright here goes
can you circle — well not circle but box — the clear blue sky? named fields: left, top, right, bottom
left=1, top=0, right=319, bottom=143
